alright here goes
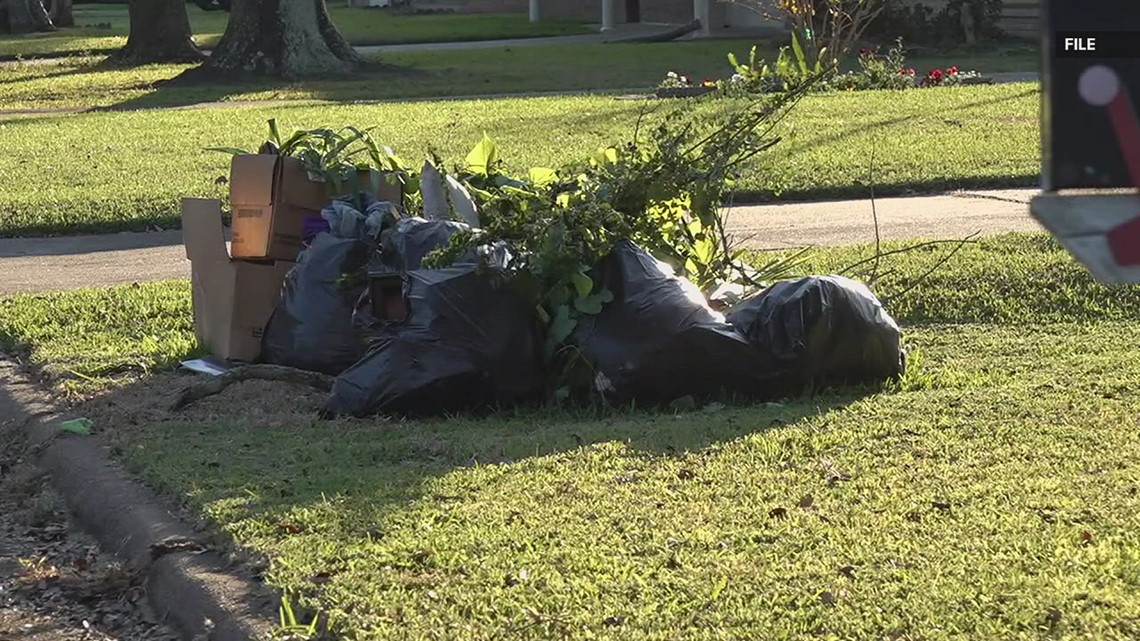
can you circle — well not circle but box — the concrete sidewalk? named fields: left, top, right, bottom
left=0, top=189, right=1040, bottom=296
left=355, top=22, right=683, bottom=54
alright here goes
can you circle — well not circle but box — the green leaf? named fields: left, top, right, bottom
left=574, top=296, right=603, bottom=315
left=694, top=237, right=716, bottom=265
left=685, top=257, right=698, bottom=274
left=815, top=46, right=829, bottom=73
left=204, top=146, right=249, bottom=156
left=593, top=146, right=621, bottom=166
left=267, top=118, right=282, bottom=147
left=465, top=133, right=498, bottom=176
left=775, top=51, right=790, bottom=76
left=791, top=31, right=808, bottom=74
left=573, top=288, right=613, bottom=315
left=570, top=272, right=593, bottom=299
left=528, top=167, right=558, bottom=187
left=545, top=305, right=578, bottom=358
left=548, top=282, right=571, bottom=306
left=60, top=418, right=92, bottom=436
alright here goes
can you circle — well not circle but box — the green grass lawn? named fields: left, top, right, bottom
left=4, top=234, right=1140, bottom=638
left=0, top=4, right=591, bottom=59
left=0, top=41, right=1038, bottom=113
left=0, top=83, right=1038, bottom=238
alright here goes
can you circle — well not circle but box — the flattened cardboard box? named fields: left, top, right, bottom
left=229, top=154, right=405, bottom=261
left=182, top=198, right=294, bottom=363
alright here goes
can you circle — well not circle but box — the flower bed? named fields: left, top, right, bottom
left=656, top=72, right=720, bottom=99
left=656, top=38, right=989, bottom=99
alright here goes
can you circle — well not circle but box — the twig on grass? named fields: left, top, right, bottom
left=839, top=137, right=981, bottom=299
left=170, top=364, right=334, bottom=412
left=881, top=230, right=981, bottom=305
left=838, top=236, right=981, bottom=277
left=868, top=139, right=883, bottom=286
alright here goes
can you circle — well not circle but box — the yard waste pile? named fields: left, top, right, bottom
left=326, top=265, right=544, bottom=417
left=184, top=118, right=905, bottom=417
left=569, top=240, right=782, bottom=404
left=726, top=275, right=905, bottom=386
left=260, top=194, right=397, bottom=375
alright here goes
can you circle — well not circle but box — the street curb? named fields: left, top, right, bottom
left=0, top=360, right=276, bottom=641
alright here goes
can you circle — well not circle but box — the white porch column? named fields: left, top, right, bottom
left=693, top=0, right=711, bottom=36
left=529, top=0, right=540, bottom=23
left=602, top=0, right=616, bottom=31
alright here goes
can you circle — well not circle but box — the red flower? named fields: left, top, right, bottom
left=947, top=66, right=959, bottom=75
left=929, top=69, right=944, bottom=80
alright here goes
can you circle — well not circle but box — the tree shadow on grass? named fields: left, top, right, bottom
left=784, top=86, right=1039, bottom=159
left=58, top=356, right=871, bottom=575
left=100, top=61, right=436, bottom=112
left=0, top=57, right=122, bottom=86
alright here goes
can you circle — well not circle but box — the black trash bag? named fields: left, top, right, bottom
left=260, top=233, right=374, bottom=375
left=381, top=217, right=472, bottom=272
left=325, top=266, right=543, bottom=417
left=325, top=339, right=494, bottom=418
left=725, top=275, right=904, bottom=386
left=569, top=240, right=783, bottom=405
left=260, top=194, right=398, bottom=375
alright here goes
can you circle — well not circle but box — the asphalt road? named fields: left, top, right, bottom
left=0, top=189, right=1041, bottom=296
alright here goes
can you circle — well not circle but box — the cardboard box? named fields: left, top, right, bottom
left=183, top=198, right=295, bottom=363
left=228, top=154, right=404, bottom=261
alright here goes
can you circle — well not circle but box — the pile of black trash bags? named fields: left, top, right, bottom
left=260, top=194, right=906, bottom=418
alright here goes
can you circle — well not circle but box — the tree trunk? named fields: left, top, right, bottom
left=28, top=0, right=54, bottom=30
left=5, top=0, right=54, bottom=33
left=5, top=0, right=38, bottom=34
left=48, top=0, right=73, bottom=27
left=959, top=0, right=977, bottom=46
left=208, top=0, right=361, bottom=78
left=116, top=0, right=202, bottom=63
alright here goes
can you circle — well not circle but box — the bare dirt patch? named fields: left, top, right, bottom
left=78, top=371, right=334, bottom=439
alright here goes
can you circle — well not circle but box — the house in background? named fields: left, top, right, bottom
left=548, top=0, right=787, bottom=36
left=997, top=0, right=1038, bottom=39
left=448, top=0, right=786, bottom=36
left=429, top=0, right=1039, bottom=43
left=450, top=0, right=1039, bottom=42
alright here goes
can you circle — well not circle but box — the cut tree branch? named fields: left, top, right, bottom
left=170, top=364, right=334, bottom=411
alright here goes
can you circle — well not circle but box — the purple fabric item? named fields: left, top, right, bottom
left=303, top=216, right=331, bottom=244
